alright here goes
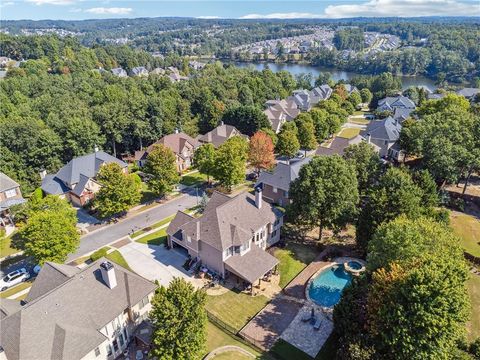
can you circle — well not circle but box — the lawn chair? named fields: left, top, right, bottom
left=313, top=318, right=322, bottom=331
left=302, top=308, right=315, bottom=322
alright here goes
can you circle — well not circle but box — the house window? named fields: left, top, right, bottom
left=123, top=328, right=128, bottom=342
left=234, top=246, right=241, bottom=254
left=384, top=140, right=388, bottom=145
left=106, top=345, right=112, bottom=356
left=139, top=296, right=149, bottom=309
left=112, top=340, right=119, bottom=352
left=272, top=230, right=277, bottom=237
left=94, top=347, right=100, bottom=357
left=4, top=189, right=16, bottom=198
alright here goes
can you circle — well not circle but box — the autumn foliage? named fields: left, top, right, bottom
left=248, top=131, right=275, bottom=173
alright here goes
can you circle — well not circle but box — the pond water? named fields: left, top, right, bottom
left=233, top=61, right=438, bottom=91
left=308, top=264, right=352, bottom=308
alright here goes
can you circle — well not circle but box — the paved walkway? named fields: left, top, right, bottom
left=283, top=249, right=331, bottom=300
left=117, top=241, right=203, bottom=288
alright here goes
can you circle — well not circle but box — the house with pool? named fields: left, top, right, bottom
left=166, top=188, right=284, bottom=287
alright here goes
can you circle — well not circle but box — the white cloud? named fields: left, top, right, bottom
left=240, top=12, right=323, bottom=19
left=323, top=0, right=479, bottom=18
left=2, top=2, right=15, bottom=6
left=85, top=7, right=132, bottom=15
left=26, top=0, right=75, bottom=5
left=196, top=16, right=221, bottom=19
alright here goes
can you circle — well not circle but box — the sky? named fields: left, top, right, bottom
left=1, top=0, right=479, bottom=21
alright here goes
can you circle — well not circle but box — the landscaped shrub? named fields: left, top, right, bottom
left=32, top=188, right=43, bottom=200
left=90, top=247, right=108, bottom=261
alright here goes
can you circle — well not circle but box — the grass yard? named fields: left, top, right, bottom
left=0, top=235, right=21, bottom=258
left=466, top=273, right=480, bottom=341
left=136, top=227, right=167, bottom=246
left=0, top=280, right=32, bottom=299
left=349, top=118, right=370, bottom=125
left=337, top=128, right=361, bottom=139
left=206, top=290, right=270, bottom=332
left=269, top=335, right=337, bottom=360
left=450, top=212, right=480, bottom=257
left=105, top=250, right=132, bottom=272
left=205, top=321, right=260, bottom=357
left=131, top=213, right=177, bottom=238
left=212, top=352, right=252, bottom=360
left=274, top=242, right=320, bottom=288
left=180, top=172, right=208, bottom=186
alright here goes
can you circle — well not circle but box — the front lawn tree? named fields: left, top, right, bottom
left=193, top=143, right=216, bottom=183
left=295, top=114, right=317, bottom=156
left=18, top=195, right=79, bottom=264
left=213, top=136, right=248, bottom=191
left=144, top=144, right=180, bottom=197
left=95, top=162, right=141, bottom=217
left=288, top=156, right=359, bottom=240
left=276, top=122, right=300, bottom=159
left=360, top=88, right=373, bottom=104
left=150, top=278, right=207, bottom=360
left=248, top=131, right=275, bottom=174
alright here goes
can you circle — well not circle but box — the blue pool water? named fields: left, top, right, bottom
left=308, top=265, right=352, bottom=307
left=347, top=261, right=363, bottom=270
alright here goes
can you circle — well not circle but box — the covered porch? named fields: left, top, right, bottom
left=224, top=244, right=279, bottom=296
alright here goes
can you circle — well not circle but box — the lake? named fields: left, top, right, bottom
left=233, top=62, right=438, bottom=91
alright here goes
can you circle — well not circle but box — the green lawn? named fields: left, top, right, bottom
left=205, top=321, right=260, bottom=357
left=269, top=335, right=337, bottom=360
left=466, top=273, right=480, bottom=341
left=337, top=128, right=361, bottom=139
left=131, top=214, right=177, bottom=238
left=450, top=212, right=480, bottom=257
left=105, top=250, right=132, bottom=272
left=349, top=118, right=370, bottom=125
left=0, top=235, right=21, bottom=258
left=180, top=172, right=208, bottom=186
left=206, top=290, right=270, bottom=332
left=136, top=227, right=167, bottom=246
left=274, top=242, right=320, bottom=288
left=212, top=352, right=252, bottom=360
left=0, top=280, right=32, bottom=298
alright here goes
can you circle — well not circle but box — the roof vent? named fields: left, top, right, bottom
left=100, top=261, right=117, bottom=289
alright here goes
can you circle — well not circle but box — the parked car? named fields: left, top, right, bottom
left=0, top=268, right=30, bottom=291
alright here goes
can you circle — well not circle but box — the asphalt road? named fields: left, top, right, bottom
left=66, top=187, right=200, bottom=262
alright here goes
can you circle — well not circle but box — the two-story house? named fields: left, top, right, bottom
left=135, top=132, right=199, bottom=172
left=255, top=157, right=312, bottom=207
left=40, top=150, right=127, bottom=207
left=197, top=124, right=248, bottom=148
left=263, top=99, right=300, bottom=133
left=166, top=189, right=283, bottom=286
left=361, top=116, right=404, bottom=161
left=0, top=259, right=156, bottom=360
left=0, top=173, right=26, bottom=231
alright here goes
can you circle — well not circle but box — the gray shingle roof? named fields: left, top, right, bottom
left=41, top=174, right=70, bottom=195
left=377, top=96, right=415, bottom=111
left=456, top=88, right=480, bottom=98
left=224, top=244, right=279, bottom=283
left=54, top=151, right=126, bottom=189
left=0, top=299, right=22, bottom=320
left=0, top=172, right=19, bottom=193
left=197, top=125, right=247, bottom=148
left=256, top=157, right=312, bottom=192
left=363, top=116, right=402, bottom=142
left=0, top=259, right=156, bottom=360
left=168, top=191, right=280, bottom=252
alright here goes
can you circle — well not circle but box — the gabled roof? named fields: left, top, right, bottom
left=256, top=157, right=312, bottom=192
left=197, top=125, right=247, bottom=148
left=393, top=107, right=413, bottom=123
left=363, top=116, right=402, bottom=142
left=41, top=174, right=70, bottom=195
left=377, top=96, right=415, bottom=110
left=54, top=151, right=126, bottom=189
left=0, top=259, right=156, bottom=360
left=168, top=191, right=280, bottom=252
left=316, top=135, right=381, bottom=157
left=0, top=299, right=22, bottom=320
left=0, top=172, right=20, bottom=193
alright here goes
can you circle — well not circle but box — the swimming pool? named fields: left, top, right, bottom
left=307, top=265, right=352, bottom=308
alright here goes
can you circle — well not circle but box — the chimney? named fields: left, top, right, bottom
left=39, top=169, right=47, bottom=180
left=367, top=133, right=371, bottom=144
left=100, top=261, right=117, bottom=289
left=255, top=186, right=262, bottom=209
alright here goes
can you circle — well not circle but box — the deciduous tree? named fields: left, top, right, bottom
left=213, top=136, right=248, bottom=190
left=248, top=131, right=275, bottom=174
left=144, top=144, right=180, bottom=196
left=193, top=144, right=216, bottom=183
left=343, top=142, right=381, bottom=195
left=150, top=278, right=207, bottom=360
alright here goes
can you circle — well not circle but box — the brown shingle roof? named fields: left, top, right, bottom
left=197, top=125, right=248, bottom=148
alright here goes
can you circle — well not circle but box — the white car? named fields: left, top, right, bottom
left=0, top=268, right=30, bottom=292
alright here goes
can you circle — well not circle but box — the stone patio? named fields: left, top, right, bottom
left=280, top=304, right=334, bottom=358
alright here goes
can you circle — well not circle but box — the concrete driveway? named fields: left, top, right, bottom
left=118, top=241, right=203, bottom=288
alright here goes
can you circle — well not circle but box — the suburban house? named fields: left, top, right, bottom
left=41, top=151, right=128, bottom=207
left=255, top=157, right=312, bottom=206
left=135, top=132, right=199, bottom=172
left=129, top=66, right=149, bottom=77
left=110, top=68, right=127, bottom=78
left=456, top=87, right=480, bottom=101
left=343, top=84, right=359, bottom=94
left=361, top=116, right=404, bottom=161
left=197, top=124, right=248, bottom=148
left=376, top=95, right=416, bottom=113
left=264, top=99, right=300, bottom=133
left=0, top=259, right=156, bottom=360
left=0, top=173, right=26, bottom=231
left=287, top=84, right=333, bottom=111
left=316, top=135, right=380, bottom=157
left=166, top=189, right=283, bottom=286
